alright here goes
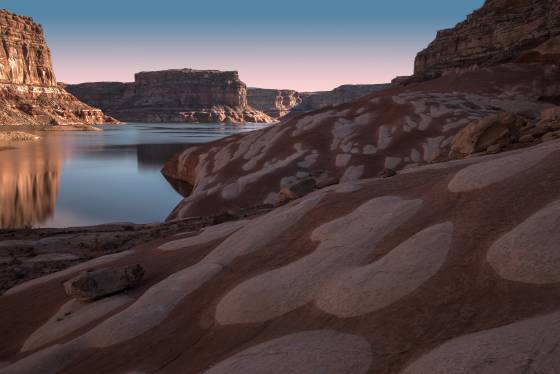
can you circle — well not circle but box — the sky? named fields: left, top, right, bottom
left=3, top=0, right=484, bottom=91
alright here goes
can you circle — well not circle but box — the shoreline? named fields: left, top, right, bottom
left=0, top=205, right=272, bottom=295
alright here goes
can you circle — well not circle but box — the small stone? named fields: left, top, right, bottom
left=377, top=168, right=397, bottom=178
left=64, top=264, right=144, bottom=301
left=277, top=178, right=317, bottom=203
left=519, top=134, right=535, bottom=143
left=486, top=144, right=502, bottom=154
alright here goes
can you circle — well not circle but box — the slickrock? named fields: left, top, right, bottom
left=3, top=138, right=560, bottom=373
left=414, top=0, right=560, bottom=79
left=64, top=69, right=275, bottom=124
left=162, top=63, right=560, bottom=219
left=0, top=9, right=115, bottom=127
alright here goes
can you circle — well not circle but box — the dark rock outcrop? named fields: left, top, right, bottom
left=414, top=0, right=560, bottom=79
left=63, top=264, right=144, bottom=301
left=65, top=69, right=275, bottom=124
left=0, top=9, right=115, bottom=127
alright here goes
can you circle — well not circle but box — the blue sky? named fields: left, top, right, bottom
left=3, top=0, right=484, bottom=91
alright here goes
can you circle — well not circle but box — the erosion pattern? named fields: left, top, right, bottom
left=162, top=62, right=560, bottom=218
left=415, top=0, right=560, bottom=79
left=2, top=139, right=560, bottom=373
left=64, top=70, right=275, bottom=124
left=0, top=9, right=113, bottom=126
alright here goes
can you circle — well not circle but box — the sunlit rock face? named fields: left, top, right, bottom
left=414, top=0, right=560, bottom=79
left=0, top=143, right=61, bottom=228
left=0, top=9, right=114, bottom=126
left=64, top=69, right=276, bottom=124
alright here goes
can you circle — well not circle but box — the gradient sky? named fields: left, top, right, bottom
left=3, top=0, right=484, bottom=91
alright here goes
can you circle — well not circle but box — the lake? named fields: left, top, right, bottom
left=0, top=122, right=269, bottom=229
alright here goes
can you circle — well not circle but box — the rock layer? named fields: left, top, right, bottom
left=65, top=69, right=275, bottom=124
left=0, top=9, right=114, bottom=127
left=414, top=0, right=560, bottom=79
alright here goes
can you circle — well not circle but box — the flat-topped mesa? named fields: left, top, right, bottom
left=65, top=69, right=275, bottom=124
left=414, top=0, right=560, bottom=79
left=134, top=69, right=248, bottom=108
left=0, top=9, right=115, bottom=127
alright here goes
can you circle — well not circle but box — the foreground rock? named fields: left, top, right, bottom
left=64, top=69, right=275, bottom=124
left=0, top=10, right=116, bottom=128
left=64, top=265, right=144, bottom=301
left=2, top=138, right=560, bottom=372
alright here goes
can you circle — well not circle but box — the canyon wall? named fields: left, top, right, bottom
left=247, top=84, right=391, bottom=118
left=65, top=69, right=275, bottom=124
left=246, top=88, right=303, bottom=118
left=0, top=9, right=114, bottom=127
left=296, top=84, right=391, bottom=112
left=414, top=0, right=560, bottom=79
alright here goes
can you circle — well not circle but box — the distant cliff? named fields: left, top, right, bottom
left=414, top=0, right=560, bottom=79
left=0, top=9, right=114, bottom=127
left=65, top=69, right=275, bottom=124
left=296, top=84, right=391, bottom=112
left=246, top=88, right=303, bottom=118
left=247, top=84, right=391, bottom=118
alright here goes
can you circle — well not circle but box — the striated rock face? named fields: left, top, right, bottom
left=247, top=88, right=303, bottom=118
left=0, top=9, right=115, bottom=127
left=65, top=69, right=275, bottom=124
left=415, top=0, right=560, bottom=79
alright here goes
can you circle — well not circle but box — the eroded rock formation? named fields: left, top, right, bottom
left=296, top=84, right=391, bottom=112
left=247, top=88, right=303, bottom=118
left=414, top=0, right=560, bottom=79
left=65, top=69, right=275, bottom=124
left=0, top=9, right=114, bottom=127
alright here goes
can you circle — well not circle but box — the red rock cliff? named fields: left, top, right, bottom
left=0, top=9, right=115, bottom=127
left=414, top=0, right=560, bottom=79
left=65, top=69, right=275, bottom=124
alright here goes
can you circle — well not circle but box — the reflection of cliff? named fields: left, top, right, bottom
left=136, top=143, right=189, bottom=170
left=0, top=142, right=62, bottom=228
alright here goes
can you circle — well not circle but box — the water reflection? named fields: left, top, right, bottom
left=0, top=140, right=63, bottom=229
left=0, top=122, right=268, bottom=228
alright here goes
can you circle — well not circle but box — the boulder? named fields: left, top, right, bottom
left=278, top=178, right=317, bottom=203
left=64, top=264, right=144, bottom=301
left=449, top=113, right=525, bottom=159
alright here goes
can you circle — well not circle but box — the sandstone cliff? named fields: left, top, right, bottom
left=247, top=84, right=391, bottom=118
left=0, top=9, right=115, bottom=127
left=247, top=88, right=303, bottom=118
left=65, top=69, right=275, bottom=124
left=296, top=84, right=391, bottom=112
left=415, top=0, right=560, bottom=79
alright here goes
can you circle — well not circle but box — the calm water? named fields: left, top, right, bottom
left=0, top=123, right=269, bottom=229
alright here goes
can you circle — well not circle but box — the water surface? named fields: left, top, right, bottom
left=0, top=123, right=268, bottom=229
